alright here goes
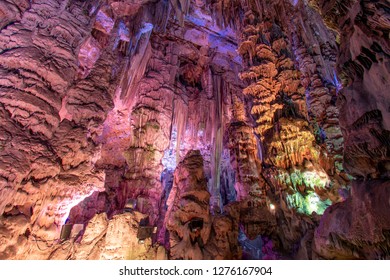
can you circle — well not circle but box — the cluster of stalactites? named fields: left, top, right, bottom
left=204, top=0, right=290, bottom=29
left=238, top=19, right=304, bottom=141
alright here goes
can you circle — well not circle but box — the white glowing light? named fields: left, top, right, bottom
left=270, top=204, right=276, bottom=210
left=309, top=195, right=320, bottom=204
left=307, top=193, right=320, bottom=213
left=61, top=188, right=96, bottom=224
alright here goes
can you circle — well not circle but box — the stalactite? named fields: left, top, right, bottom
left=154, top=0, right=171, bottom=32
left=172, top=98, right=188, bottom=164
left=170, top=0, right=190, bottom=26
left=120, top=23, right=154, bottom=104
left=209, top=74, right=224, bottom=212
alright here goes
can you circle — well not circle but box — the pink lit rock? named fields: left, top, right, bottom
left=93, top=9, right=115, bottom=35
left=77, top=36, right=101, bottom=79
left=165, top=150, right=212, bottom=259
left=110, top=1, right=142, bottom=17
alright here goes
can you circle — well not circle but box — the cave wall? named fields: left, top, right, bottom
left=0, top=0, right=116, bottom=259
left=309, top=0, right=390, bottom=259
left=0, top=0, right=389, bottom=260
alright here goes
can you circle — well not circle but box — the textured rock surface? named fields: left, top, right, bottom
left=0, top=0, right=115, bottom=259
left=308, top=0, right=390, bottom=259
left=313, top=180, right=390, bottom=259
left=0, top=0, right=389, bottom=260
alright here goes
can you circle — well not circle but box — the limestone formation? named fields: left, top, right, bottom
left=0, top=0, right=389, bottom=260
